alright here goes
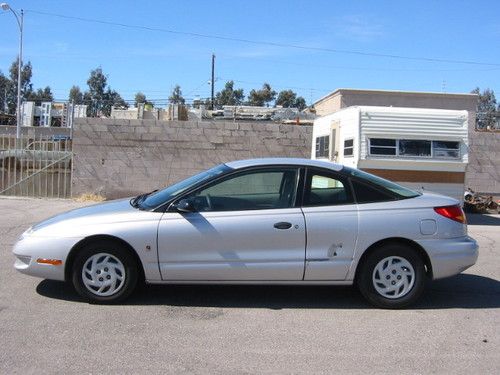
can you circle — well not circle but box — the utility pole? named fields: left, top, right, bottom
left=1, top=4, right=24, bottom=140
left=211, top=53, right=215, bottom=110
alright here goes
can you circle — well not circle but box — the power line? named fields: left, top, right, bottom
left=221, top=78, right=331, bottom=93
left=25, top=9, right=500, bottom=67
left=216, top=53, right=500, bottom=73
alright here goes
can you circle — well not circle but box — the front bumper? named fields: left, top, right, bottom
left=417, top=236, right=479, bottom=280
left=13, top=235, right=82, bottom=281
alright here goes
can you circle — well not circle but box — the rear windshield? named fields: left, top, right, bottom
left=344, top=167, right=420, bottom=199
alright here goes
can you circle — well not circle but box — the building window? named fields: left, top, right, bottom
left=369, top=138, right=460, bottom=159
left=433, top=141, right=460, bottom=158
left=369, top=138, right=397, bottom=155
left=399, top=140, right=431, bottom=157
left=315, top=135, right=330, bottom=158
left=344, top=139, right=354, bottom=157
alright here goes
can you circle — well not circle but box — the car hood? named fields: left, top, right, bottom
left=31, top=198, right=137, bottom=233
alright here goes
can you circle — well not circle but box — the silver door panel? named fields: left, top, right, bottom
left=302, top=205, right=358, bottom=280
left=158, top=208, right=306, bottom=280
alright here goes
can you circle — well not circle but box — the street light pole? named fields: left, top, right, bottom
left=1, top=3, right=24, bottom=140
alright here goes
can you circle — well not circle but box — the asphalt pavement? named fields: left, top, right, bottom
left=0, top=197, right=499, bottom=374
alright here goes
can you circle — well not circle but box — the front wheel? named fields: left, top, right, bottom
left=72, top=241, right=138, bottom=303
left=357, top=244, right=426, bottom=309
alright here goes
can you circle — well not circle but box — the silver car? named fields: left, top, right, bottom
left=13, top=158, right=478, bottom=308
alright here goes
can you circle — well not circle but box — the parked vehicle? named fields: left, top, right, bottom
left=0, top=140, right=71, bottom=170
left=13, top=158, right=478, bottom=308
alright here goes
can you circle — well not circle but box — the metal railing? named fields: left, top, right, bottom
left=0, top=135, right=72, bottom=198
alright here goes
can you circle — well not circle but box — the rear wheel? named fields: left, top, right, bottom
left=72, top=241, right=138, bottom=303
left=357, top=244, right=425, bottom=309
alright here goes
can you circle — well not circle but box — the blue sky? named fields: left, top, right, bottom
left=1, top=0, right=499, bottom=106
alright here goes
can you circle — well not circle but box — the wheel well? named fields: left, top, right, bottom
left=65, top=235, right=145, bottom=283
left=354, top=237, right=433, bottom=281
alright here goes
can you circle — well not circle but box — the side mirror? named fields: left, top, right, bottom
left=174, top=198, right=196, bottom=213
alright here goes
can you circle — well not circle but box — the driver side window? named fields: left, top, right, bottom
left=186, top=168, right=298, bottom=212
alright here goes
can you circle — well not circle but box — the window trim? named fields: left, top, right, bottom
left=368, top=138, right=461, bottom=160
left=169, top=166, right=301, bottom=213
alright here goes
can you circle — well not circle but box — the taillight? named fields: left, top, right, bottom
left=434, top=205, right=466, bottom=224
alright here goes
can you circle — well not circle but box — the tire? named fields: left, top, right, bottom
left=72, top=241, right=139, bottom=304
left=356, top=243, right=426, bottom=309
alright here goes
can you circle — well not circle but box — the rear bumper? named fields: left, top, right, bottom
left=416, top=236, right=479, bottom=280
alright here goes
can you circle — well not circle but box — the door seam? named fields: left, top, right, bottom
left=300, top=207, right=307, bottom=281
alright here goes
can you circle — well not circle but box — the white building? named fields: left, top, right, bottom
left=21, top=101, right=87, bottom=127
left=311, top=106, right=469, bottom=201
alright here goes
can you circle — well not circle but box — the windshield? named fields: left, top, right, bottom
left=345, top=167, right=420, bottom=198
left=139, top=164, right=232, bottom=210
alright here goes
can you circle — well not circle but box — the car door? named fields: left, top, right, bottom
left=301, top=168, right=359, bottom=280
left=157, top=167, right=306, bottom=281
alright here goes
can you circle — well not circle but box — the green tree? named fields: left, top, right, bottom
left=134, top=91, right=154, bottom=108
left=6, top=59, right=33, bottom=114
left=26, top=86, right=54, bottom=105
left=83, top=67, right=127, bottom=116
left=0, top=71, right=10, bottom=113
left=276, top=90, right=296, bottom=108
left=472, top=88, right=497, bottom=129
left=69, top=85, right=84, bottom=104
left=169, top=85, right=185, bottom=104
left=102, top=88, right=128, bottom=116
left=85, top=67, right=107, bottom=116
left=276, top=89, right=307, bottom=110
left=247, top=83, right=276, bottom=107
left=134, top=91, right=146, bottom=107
left=215, top=81, right=244, bottom=107
left=294, top=96, right=307, bottom=111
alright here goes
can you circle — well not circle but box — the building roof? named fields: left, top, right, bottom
left=313, top=88, right=478, bottom=107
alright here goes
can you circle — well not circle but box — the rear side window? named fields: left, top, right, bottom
left=345, top=167, right=420, bottom=199
left=303, top=170, right=353, bottom=206
left=351, top=179, right=395, bottom=203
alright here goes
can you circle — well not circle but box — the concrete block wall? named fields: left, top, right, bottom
left=72, top=119, right=312, bottom=199
left=465, top=129, right=500, bottom=197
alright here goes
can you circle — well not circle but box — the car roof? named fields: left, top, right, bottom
left=225, top=158, right=343, bottom=171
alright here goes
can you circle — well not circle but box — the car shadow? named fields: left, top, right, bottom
left=36, top=273, right=500, bottom=310
left=466, top=213, right=500, bottom=226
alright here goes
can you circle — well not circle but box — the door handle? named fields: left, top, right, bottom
left=274, top=222, right=292, bottom=230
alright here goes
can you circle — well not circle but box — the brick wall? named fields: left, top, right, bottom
left=72, top=119, right=313, bottom=199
